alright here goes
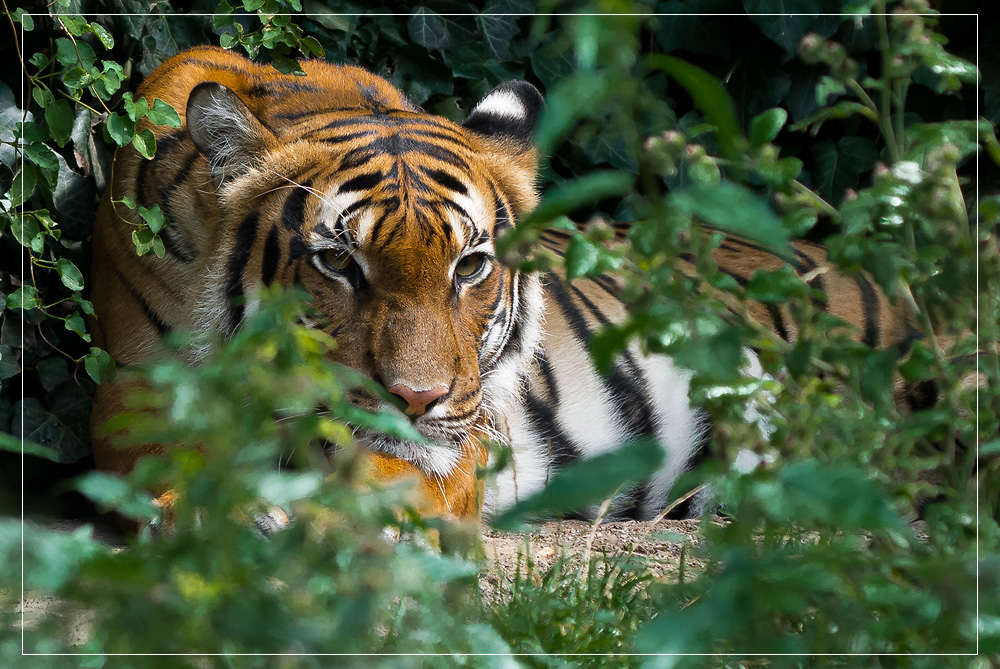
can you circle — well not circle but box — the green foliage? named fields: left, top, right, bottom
left=1, top=0, right=996, bottom=662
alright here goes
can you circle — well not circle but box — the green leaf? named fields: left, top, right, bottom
left=647, top=54, right=745, bottom=169
left=13, top=7, right=34, bottom=31
left=132, top=128, right=157, bottom=159
left=745, top=266, right=809, bottom=303
left=749, top=107, right=788, bottom=147
left=811, top=136, right=879, bottom=204
left=302, top=1, right=352, bottom=31
left=300, top=35, right=325, bottom=58
left=981, top=439, right=1000, bottom=457
left=64, top=312, right=91, bottom=342
left=15, top=397, right=89, bottom=464
left=57, top=257, right=85, bottom=291
left=89, top=21, right=115, bottom=49
left=12, top=212, right=40, bottom=247
left=493, top=439, right=664, bottom=529
left=476, top=13, right=519, bottom=60
left=526, top=171, right=635, bottom=226
left=105, top=112, right=135, bottom=146
left=132, top=228, right=156, bottom=255
left=9, top=285, right=39, bottom=310
left=2, top=520, right=103, bottom=591
left=11, top=164, right=37, bottom=206
left=0, top=344, right=17, bottom=380
left=73, top=471, right=156, bottom=522
left=670, top=182, right=791, bottom=259
left=407, top=8, right=455, bottom=51
left=44, top=98, right=74, bottom=147
left=62, top=66, right=94, bottom=91
left=84, top=347, right=116, bottom=384
left=743, top=1, right=823, bottom=53
left=137, top=203, right=167, bottom=233
left=564, top=235, right=602, bottom=280
left=0, top=431, right=61, bottom=461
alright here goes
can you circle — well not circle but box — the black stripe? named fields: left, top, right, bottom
left=523, top=392, right=579, bottom=469
left=765, top=303, right=790, bottom=341
left=339, top=171, right=383, bottom=193
left=423, top=168, right=466, bottom=194
left=561, top=281, right=658, bottom=438
left=282, top=186, right=309, bottom=231
left=340, top=136, right=470, bottom=171
left=115, top=269, right=170, bottom=336
left=853, top=273, right=880, bottom=347
left=227, top=213, right=259, bottom=332
left=261, top=225, right=280, bottom=286
left=317, top=130, right=378, bottom=145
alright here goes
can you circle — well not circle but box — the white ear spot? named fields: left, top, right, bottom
left=473, top=90, right=527, bottom=120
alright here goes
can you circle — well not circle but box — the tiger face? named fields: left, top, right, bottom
left=180, top=70, right=544, bottom=479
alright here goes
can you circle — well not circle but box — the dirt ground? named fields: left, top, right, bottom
left=480, top=518, right=706, bottom=599
left=16, top=515, right=706, bottom=644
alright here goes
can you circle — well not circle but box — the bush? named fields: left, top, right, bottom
left=1, top=0, right=996, bottom=663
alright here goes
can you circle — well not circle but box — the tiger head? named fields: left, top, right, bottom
left=178, top=68, right=545, bottom=498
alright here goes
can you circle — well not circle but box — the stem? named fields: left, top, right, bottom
left=56, top=89, right=102, bottom=115
left=875, top=2, right=901, bottom=162
left=54, top=16, right=113, bottom=115
left=792, top=180, right=839, bottom=218
left=1, top=0, right=33, bottom=84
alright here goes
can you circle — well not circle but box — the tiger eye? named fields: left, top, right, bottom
left=321, top=248, right=353, bottom=272
left=455, top=254, right=487, bottom=279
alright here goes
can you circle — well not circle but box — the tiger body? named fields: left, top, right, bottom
left=90, top=46, right=912, bottom=523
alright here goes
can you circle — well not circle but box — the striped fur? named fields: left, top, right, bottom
left=89, top=46, right=914, bottom=524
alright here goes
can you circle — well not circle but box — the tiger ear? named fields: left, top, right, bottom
left=462, top=81, right=543, bottom=145
left=462, top=82, right=543, bottom=215
left=186, top=82, right=276, bottom=184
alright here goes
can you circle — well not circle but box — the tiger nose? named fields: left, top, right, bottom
left=387, top=384, right=449, bottom=417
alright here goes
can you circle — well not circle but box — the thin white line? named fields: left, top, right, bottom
left=974, top=11, right=980, bottom=659
left=20, top=17, right=26, bottom=657
left=14, top=8, right=983, bottom=658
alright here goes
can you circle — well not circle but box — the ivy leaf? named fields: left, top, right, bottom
left=72, top=294, right=95, bottom=316
left=8, top=285, right=39, bottom=310
left=137, top=203, right=167, bottom=233
left=300, top=35, right=325, bottom=58
left=143, top=99, right=176, bottom=129
left=132, top=129, right=157, bottom=159
left=0, top=344, right=17, bottom=380
left=89, top=22, right=115, bottom=49
left=743, top=0, right=823, bottom=53
left=12, top=7, right=34, bottom=30
left=476, top=13, right=519, bottom=60
left=83, top=347, right=116, bottom=384
left=44, top=99, right=75, bottom=147
left=105, top=112, right=135, bottom=146
left=15, top=397, right=89, bottom=464
left=12, top=213, right=40, bottom=247
left=132, top=228, right=157, bottom=255
left=10, top=165, right=37, bottom=206
left=811, top=136, right=879, bottom=204
left=64, top=313, right=91, bottom=342
left=408, top=8, right=455, bottom=52
left=57, top=258, right=85, bottom=291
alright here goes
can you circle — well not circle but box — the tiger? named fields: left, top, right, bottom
left=88, top=45, right=914, bottom=526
